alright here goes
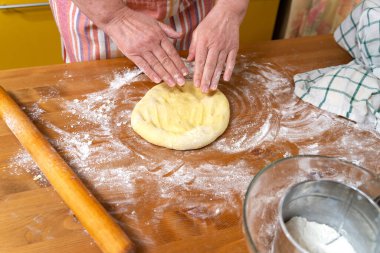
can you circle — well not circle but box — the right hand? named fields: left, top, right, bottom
left=104, top=7, right=188, bottom=86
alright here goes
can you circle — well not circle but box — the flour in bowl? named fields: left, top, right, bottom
left=286, top=216, right=356, bottom=253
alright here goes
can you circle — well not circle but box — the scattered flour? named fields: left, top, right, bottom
left=6, top=66, right=255, bottom=219
left=4, top=54, right=380, bottom=248
left=109, top=69, right=142, bottom=89
left=286, top=217, right=357, bottom=253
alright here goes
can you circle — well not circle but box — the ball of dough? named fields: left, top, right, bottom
left=131, top=81, right=230, bottom=150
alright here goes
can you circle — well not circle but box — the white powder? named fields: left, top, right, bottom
left=5, top=55, right=379, bottom=248
left=6, top=67, right=255, bottom=217
left=109, top=69, right=142, bottom=89
left=286, top=217, right=357, bottom=253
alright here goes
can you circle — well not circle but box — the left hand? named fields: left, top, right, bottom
left=187, top=0, right=248, bottom=93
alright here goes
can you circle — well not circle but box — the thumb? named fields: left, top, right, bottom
left=158, top=22, right=183, bottom=39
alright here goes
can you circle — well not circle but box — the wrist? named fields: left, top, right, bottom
left=72, top=0, right=130, bottom=29
left=214, top=0, right=249, bottom=24
left=96, top=6, right=133, bottom=30
left=101, top=6, right=133, bottom=30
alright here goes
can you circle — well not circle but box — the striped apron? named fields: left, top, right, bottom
left=49, top=0, right=213, bottom=63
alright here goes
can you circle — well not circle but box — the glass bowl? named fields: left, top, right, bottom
left=243, top=155, right=377, bottom=253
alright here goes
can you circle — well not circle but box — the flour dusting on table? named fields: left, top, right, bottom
left=4, top=54, right=380, bottom=247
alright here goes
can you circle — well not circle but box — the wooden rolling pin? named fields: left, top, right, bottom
left=0, top=86, right=133, bottom=253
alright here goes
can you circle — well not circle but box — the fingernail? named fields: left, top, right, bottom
left=153, top=77, right=161, bottom=83
left=168, top=79, right=176, bottom=87
left=211, top=77, right=220, bottom=90
left=174, top=74, right=185, bottom=86
left=178, top=78, right=185, bottom=86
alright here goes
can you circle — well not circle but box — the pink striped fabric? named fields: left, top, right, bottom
left=49, top=0, right=213, bottom=63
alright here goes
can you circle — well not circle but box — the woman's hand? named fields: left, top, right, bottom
left=187, top=0, right=248, bottom=93
left=104, top=8, right=188, bottom=86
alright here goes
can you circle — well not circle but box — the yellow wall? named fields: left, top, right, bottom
left=0, top=0, right=280, bottom=70
left=240, top=0, right=280, bottom=47
left=0, top=0, right=62, bottom=70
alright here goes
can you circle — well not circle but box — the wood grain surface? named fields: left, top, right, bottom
left=0, top=35, right=378, bottom=253
left=0, top=86, right=133, bottom=253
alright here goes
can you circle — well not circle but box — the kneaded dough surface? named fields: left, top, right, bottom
left=131, top=81, right=230, bottom=150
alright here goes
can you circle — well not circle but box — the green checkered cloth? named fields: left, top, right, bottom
left=294, top=0, right=380, bottom=132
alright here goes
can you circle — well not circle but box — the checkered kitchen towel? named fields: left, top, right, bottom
left=294, top=0, right=380, bottom=132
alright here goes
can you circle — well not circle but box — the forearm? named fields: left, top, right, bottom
left=71, top=0, right=128, bottom=29
left=214, top=0, right=249, bottom=23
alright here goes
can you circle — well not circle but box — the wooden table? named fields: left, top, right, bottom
left=0, top=35, right=379, bottom=253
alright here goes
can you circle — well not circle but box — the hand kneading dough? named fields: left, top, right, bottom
left=131, top=81, right=230, bottom=150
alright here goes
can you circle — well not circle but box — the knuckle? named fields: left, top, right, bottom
left=151, top=65, right=162, bottom=74
left=126, top=45, right=139, bottom=54
left=197, top=60, right=206, bottom=67
left=167, top=49, right=178, bottom=57
left=203, top=72, right=212, bottom=81
left=137, top=61, right=148, bottom=70
left=217, top=60, right=225, bottom=68
left=161, top=56, right=171, bottom=65
left=144, top=33, right=161, bottom=45
left=150, top=59, right=161, bottom=68
left=214, top=69, right=222, bottom=77
left=145, top=32, right=156, bottom=42
left=213, top=74, right=221, bottom=82
left=162, top=75, right=170, bottom=81
left=219, top=49, right=227, bottom=57
left=206, top=41, right=218, bottom=50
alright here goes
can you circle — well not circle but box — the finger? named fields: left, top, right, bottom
left=210, top=50, right=227, bottom=91
left=223, top=49, right=237, bottom=81
left=129, top=55, right=161, bottom=83
left=200, top=48, right=219, bottom=93
left=158, top=22, right=183, bottom=39
left=161, top=39, right=188, bottom=77
left=153, top=45, right=185, bottom=86
left=193, top=43, right=207, bottom=88
left=187, top=34, right=196, bottom=61
left=143, top=52, right=176, bottom=87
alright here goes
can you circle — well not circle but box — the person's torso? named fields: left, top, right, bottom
left=50, top=0, right=213, bottom=62
left=125, top=0, right=195, bottom=20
